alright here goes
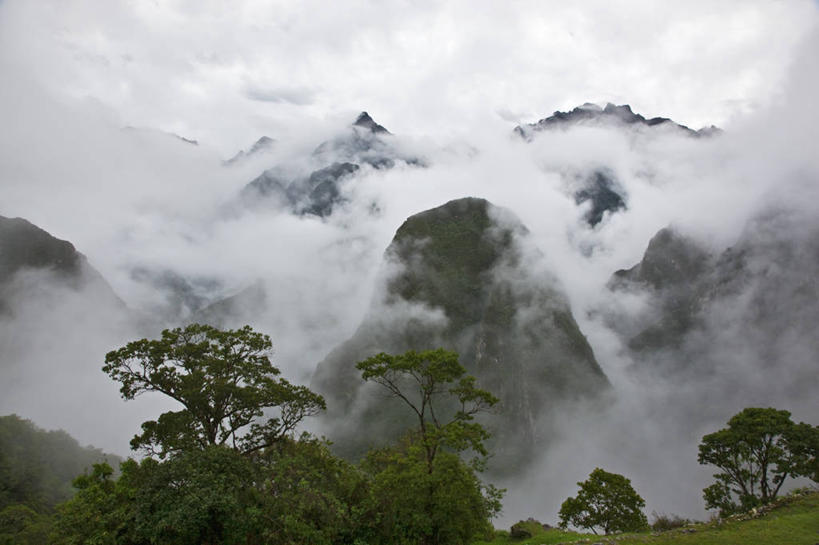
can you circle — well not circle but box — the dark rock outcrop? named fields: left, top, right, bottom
left=242, top=162, right=361, bottom=217
left=574, top=169, right=627, bottom=227
left=240, top=112, right=420, bottom=217
left=0, top=216, right=122, bottom=314
left=353, top=111, right=390, bottom=134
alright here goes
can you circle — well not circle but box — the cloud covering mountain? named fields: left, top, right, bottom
left=1, top=0, right=818, bottom=528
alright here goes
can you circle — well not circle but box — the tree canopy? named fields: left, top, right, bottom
left=698, top=407, right=819, bottom=515
left=558, top=468, right=648, bottom=535
left=356, top=348, right=498, bottom=470
left=102, top=323, right=325, bottom=457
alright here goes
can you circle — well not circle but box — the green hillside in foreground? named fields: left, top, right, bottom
left=477, top=488, right=819, bottom=545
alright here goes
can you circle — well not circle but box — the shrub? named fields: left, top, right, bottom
left=650, top=512, right=690, bottom=532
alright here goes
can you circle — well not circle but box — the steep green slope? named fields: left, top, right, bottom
left=0, top=415, right=117, bottom=513
left=312, top=197, right=609, bottom=469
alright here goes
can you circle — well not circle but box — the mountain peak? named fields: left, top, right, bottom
left=515, top=102, right=715, bottom=139
left=353, top=111, right=390, bottom=134
left=225, top=135, right=276, bottom=165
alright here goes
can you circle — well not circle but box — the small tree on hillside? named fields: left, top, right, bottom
left=558, top=468, right=648, bottom=535
left=698, top=407, right=819, bottom=516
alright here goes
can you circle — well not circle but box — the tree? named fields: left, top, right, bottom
left=356, top=348, right=498, bottom=471
left=51, top=462, right=133, bottom=545
left=54, top=324, right=372, bottom=545
left=53, top=450, right=266, bottom=545
left=361, top=440, right=501, bottom=545
left=698, top=407, right=819, bottom=516
left=102, top=323, right=326, bottom=457
left=256, top=434, right=370, bottom=545
left=0, top=504, right=53, bottom=545
left=356, top=349, right=502, bottom=545
left=558, top=468, right=648, bottom=535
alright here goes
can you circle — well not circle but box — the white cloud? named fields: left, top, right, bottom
left=1, top=0, right=816, bottom=152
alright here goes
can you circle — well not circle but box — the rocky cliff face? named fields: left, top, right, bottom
left=311, top=197, right=610, bottom=468
left=240, top=112, right=421, bottom=217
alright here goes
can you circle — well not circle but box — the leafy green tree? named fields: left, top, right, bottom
left=0, top=504, right=53, bottom=545
left=362, top=438, right=502, bottom=545
left=53, top=450, right=266, bottom=545
left=356, top=348, right=502, bottom=545
left=51, top=462, right=133, bottom=545
left=698, top=407, right=819, bottom=516
left=256, top=435, right=370, bottom=545
left=126, top=447, right=263, bottom=545
left=558, top=468, right=648, bottom=535
left=53, top=324, right=350, bottom=545
left=102, top=323, right=326, bottom=457
left=356, top=348, right=498, bottom=470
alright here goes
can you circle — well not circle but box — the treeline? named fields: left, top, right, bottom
left=3, top=324, right=501, bottom=545
left=2, top=324, right=818, bottom=544
left=0, top=414, right=118, bottom=543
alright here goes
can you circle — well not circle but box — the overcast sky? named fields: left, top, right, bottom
left=2, top=0, right=817, bottom=154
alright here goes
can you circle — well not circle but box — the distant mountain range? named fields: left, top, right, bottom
left=3, top=102, right=815, bottom=476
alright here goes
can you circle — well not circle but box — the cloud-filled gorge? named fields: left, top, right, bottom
left=1, top=0, right=818, bottom=528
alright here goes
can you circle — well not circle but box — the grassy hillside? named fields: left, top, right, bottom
left=477, top=488, right=819, bottom=545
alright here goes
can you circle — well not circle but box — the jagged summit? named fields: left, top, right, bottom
left=248, top=135, right=275, bottom=153
left=515, top=102, right=717, bottom=139
left=225, top=135, right=276, bottom=165
left=353, top=111, right=390, bottom=134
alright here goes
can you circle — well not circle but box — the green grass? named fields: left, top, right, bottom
left=477, top=489, right=819, bottom=545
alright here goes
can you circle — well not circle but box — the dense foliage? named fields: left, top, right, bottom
left=0, top=415, right=117, bottom=543
left=362, top=441, right=501, bottom=545
left=44, top=327, right=504, bottom=545
left=102, top=323, right=325, bottom=457
left=698, top=407, right=819, bottom=516
left=558, top=468, right=648, bottom=535
left=0, top=414, right=113, bottom=513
